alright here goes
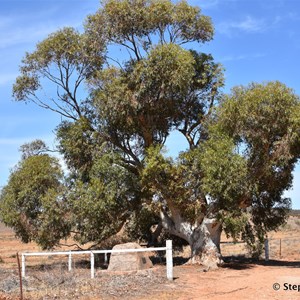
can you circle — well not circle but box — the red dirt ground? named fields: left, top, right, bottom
left=1, top=221, right=300, bottom=299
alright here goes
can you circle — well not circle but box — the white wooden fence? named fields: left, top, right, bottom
left=21, top=240, right=173, bottom=280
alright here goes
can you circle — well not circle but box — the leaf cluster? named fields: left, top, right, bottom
left=86, top=0, right=213, bottom=57
left=66, top=151, right=140, bottom=244
left=13, top=27, right=105, bottom=119
left=0, top=154, right=70, bottom=249
left=214, top=82, right=300, bottom=237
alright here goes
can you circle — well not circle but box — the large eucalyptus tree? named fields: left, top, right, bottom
left=1, top=0, right=299, bottom=268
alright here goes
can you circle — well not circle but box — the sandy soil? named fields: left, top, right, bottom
left=1, top=221, right=300, bottom=300
left=2, top=262, right=300, bottom=300
left=170, top=261, right=300, bottom=300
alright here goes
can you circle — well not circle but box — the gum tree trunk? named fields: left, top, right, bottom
left=188, top=219, right=223, bottom=269
left=160, top=209, right=223, bottom=270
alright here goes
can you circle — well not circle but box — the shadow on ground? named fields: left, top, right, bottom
left=222, top=255, right=300, bottom=270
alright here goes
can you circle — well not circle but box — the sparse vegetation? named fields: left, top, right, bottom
left=1, top=220, right=300, bottom=299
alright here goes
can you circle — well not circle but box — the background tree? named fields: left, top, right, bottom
left=213, top=82, right=300, bottom=251
left=19, top=139, right=48, bottom=160
left=4, top=0, right=300, bottom=268
left=0, top=143, right=69, bottom=249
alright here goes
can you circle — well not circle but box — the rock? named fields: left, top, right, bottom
left=108, top=243, right=153, bottom=272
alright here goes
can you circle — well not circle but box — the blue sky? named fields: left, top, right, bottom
left=1, top=0, right=300, bottom=207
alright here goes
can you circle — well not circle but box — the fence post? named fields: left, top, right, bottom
left=104, top=252, right=108, bottom=265
left=166, top=240, right=173, bottom=281
left=16, top=253, right=23, bottom=300
left=91, top=252, right=95, bottom=279
left=264, top=238, right=269, bottom=261
left=21, top=254, right=25, bottom=278
left=68, top=252, right=72, bottom=272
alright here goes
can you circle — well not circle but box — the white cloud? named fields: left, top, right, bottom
left=190, top=0, right=238, bottom=9
left=217, top=16, right=266, bottom=36
left=269, top=12, right=300, bottom=28
left=0, top=21, right=82, bottom=50
left=286, top=12, right=300, bottom=22
left=0, top=134, right=55, bottom=146
left=238, top=16, right=265, bottom=31
left=220, top=53, right=266, bottom=62
left=0, top=26, right=54, bottom=49
left=217, top=11, right=300, bottom=38
left=0, top=5, right=83, bottom=50
left=192, top=0, right=219, bottom=9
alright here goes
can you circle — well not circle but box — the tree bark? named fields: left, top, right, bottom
left=160, top=209, right=222, bottom=270
left=188, top=219, right=223, bottom=270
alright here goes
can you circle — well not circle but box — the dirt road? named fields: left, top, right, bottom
left=167, top=261, right=300, bottom=300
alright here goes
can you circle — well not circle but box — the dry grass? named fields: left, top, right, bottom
left=1, top=215, right=300, bottom=299
left=219, top=214, right=300, bottom=259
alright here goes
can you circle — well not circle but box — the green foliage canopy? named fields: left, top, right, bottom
left=214, top=82, right=300, bottom=236
left=0, top=153, right=70, bottom=249
left=3, top=1, right=300, bottom=252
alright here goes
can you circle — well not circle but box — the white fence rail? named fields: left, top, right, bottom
left=22, top=240, right=173, bottom=280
